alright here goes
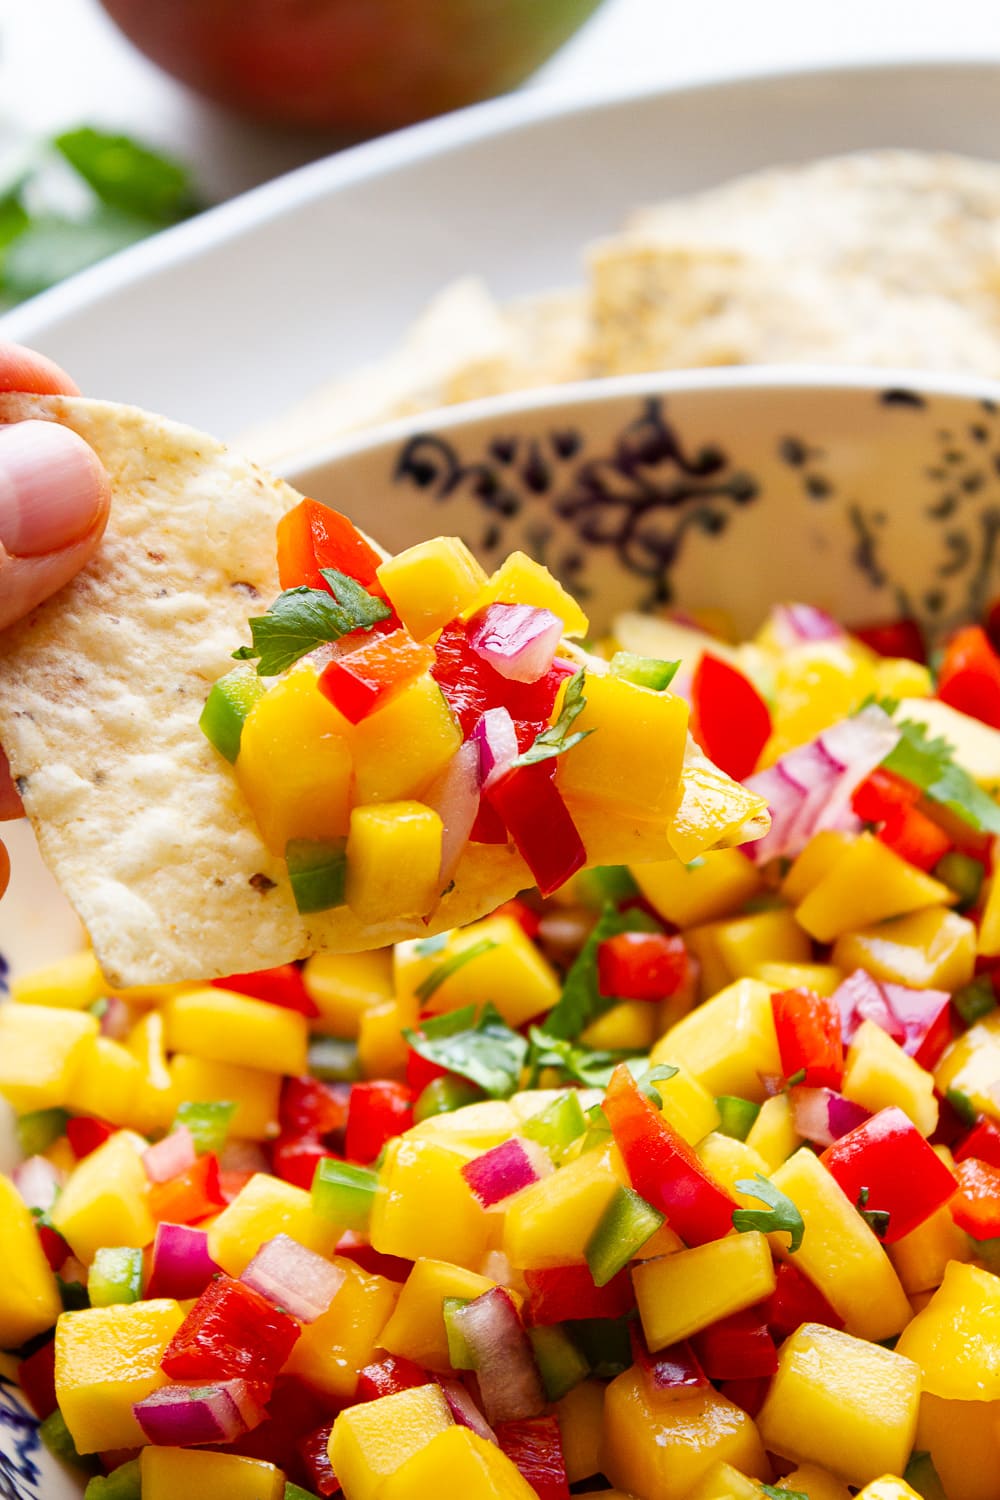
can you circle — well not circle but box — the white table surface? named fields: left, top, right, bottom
left=5, top=0, right=1000, bottom=205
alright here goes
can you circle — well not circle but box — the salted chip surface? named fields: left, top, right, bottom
left=0, top=395, right=765, bottom=986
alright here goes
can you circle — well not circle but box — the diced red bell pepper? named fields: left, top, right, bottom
left=318, top=629, right=435, bottom=724
left=65, top=1115, right=115, bottom=1160
left=17, top=1338, right=57, bottom=1418
left=213, top=965, right=319, bottom=1019
left=629, top=1326, right=708, bottom=1398
left=276, top=497, right=383, bottom=590
left=602, top=1064, right=737, bottom=1246
left=765, top=1260, right=843, bottom=1339
left=877, top=803, right=952, bottom=872
left=495, top=1417, right=570, bottom=1500
left=835, top=969, right=953, bottom=1071
left=851, top=767, right=921, bottom=824
left=492, top=898, right=543, bottom=940
left=523, top=1264, right=635, bottom=1325
left=218, top=1168, right=256, bottom=1204
left=271, top=1135, right=338, bottom=1191
left=690, top=653, right=772, bottom=782
left=334, top=1231, right=412, bottom=1283
left=597, top=931, right=689, bottom=1001
left=692, top=1304, right=779, bottom=1380
left=299, top=1422, right=339, bottom=1497
left=432, top=618, right=572, bottom=749
left=717, top=1377, right=771, bottom=1418
left=950, top=1157, right=1000, bottom=1239
left=486, top=760, right=586, bottom=897
left=469, top=795, right=509, bottom=845
left=148, top=1152, right=227, bottom=1224
left=955, top=1116, right=1000, bottom=1169
left=852, top=617, right=927, bottom=663
left=228, top=1378, right=331, bottom=1488
left=280, top=1076, right=351, bottom=1139
left=161, top=1274, right=301, bottom=1382
left=344, top=1080, right=415, bottom=1165
left=37, top=1224, right=70, bottom=1273
left=938, top=625, right=1000, bottom=729
left=771, top=987, right=844, bottom=1090
left=405, top=1047, right=451, bottom=1097
left=356, top=1354, right=432, bottom=1403
left=820, top=1105, right=957, bottom=1244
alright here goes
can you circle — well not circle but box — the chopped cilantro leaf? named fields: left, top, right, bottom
left=856, top=1185, right=891, bottom=1239
left=527, top=1029, right=635, bottom=1089
left=881, top=715, right=1000, bottom=835
left=510, top=669, right=593, bottom=769
left=404, top=1003, right=527, bottom=1099
left=545, top=901, right=662, bottom=1041
left=762, top=1487, right=808, bottom=1500
left=414, top=939, right=500, bottom=1004
left=233, top=570, right=391, bottom=675
left=638, top=1062, right=680, bottom=1110
left=732, top=1172, right=805, bottom=1253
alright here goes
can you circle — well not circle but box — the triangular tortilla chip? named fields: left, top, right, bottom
left=0, top=395, right=766, bottom=987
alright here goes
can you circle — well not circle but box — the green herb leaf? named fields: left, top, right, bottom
left=732, top=1172, right=805, bottom=1252
left=404, top=1003, right=527, bottom=1099
left=579, top=1102, right=613, bottom=1153
left=856, top=1185, right=891, bottom=1239
left=527, top=1028, right=635, bottom=1089
left=510, top=669, right=593, bottom=769
left=638, top=1062, right=680, bottom=1110
left=414, top=932, right=450, bottom=958
left=234, top=572, right=391, bottom=676
left=881, top=715, right=1000, bottom=835
left=785, top=1067, right=807, bottom=1088
left=545, top=901, right=662, bottom=1040
left=761, top=1487, right=808, bottom=1500
left=414, top=938, right=500, bottom=1005
left=54, top=126, right=199, bottom=222
left=1, top=208, right=155, bottom=300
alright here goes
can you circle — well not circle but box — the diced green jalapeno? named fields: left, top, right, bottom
left=199, top=665, right=266, bottom=763
left=286, top=837, right=348, bottom=914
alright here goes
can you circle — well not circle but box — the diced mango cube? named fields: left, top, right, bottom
left=380, top=1424, right=537, bottom=1500
left=0, top=1175, right=61, bottom=1347
left=556, top=673, right=689, bottom=817
left=303, top=950, right=393, bottom=1036
left=346, top=800, right=443, bottom=923
left=556, top=1378, right=605, bottom=1484
left=378, top=537, right=487, bottom=640
left=380, top=1259, right=505, bottom=1370
left=780, top=830, right=856, bottom=905
left=715, top=907, right=813, bottom=980
left=163, top=987, right=308, bottom=1075
left=753, top=961, right=843, bottom=997
left=351, top=673, right=462, bottom=804
left=502, top=1143, right=627, bottom=1269
left=895, top=1260, right=1000, bottom=1400
left=602, top=1372, right=769, bottom=1499
left=0, top=1003, right=98, bottom=1113
left=140, top=1447, right=284, bottom=1500
left=329, top=1382, right=454, bottom=1500
left=915, top=1393, right=1000, bottom=1500
left=651, top=978, right=780, bottom=1101
left=633, top=849, right=763, bottom=929
left=50, top=1131, right=155, bottom=1265
left=855, top=1479, right=922, bottom=1500
left=683, top=921, right=736, bottom=1000
left=666, top=750, right=771, bottom=864
left=795, top=834, right=952, bottom=942
left=745, top=1093, right=801, bottom=1170
left=889, top=1192, right=970, bottom=1296
left=10, top=950, right=106, bottom=1009
left=780, top=1463, right=854, bottom=1500
left=697, top=1132, right=772, bottom=1200
left=126, top=1010, right=175, bottom=1135
left=831, top=908, right=976, bottom=992
left=648, top=1062, right=720, bottom=1146
left=978, top=870, right=1000, bottom=957
left=168, top=1054, right=281, bottom=1141
left=767, top=643, right=877, bottom=752
left=395, top=914, right=560, bottom=1027
left=633, top=1231, right=775, bottom=1349
left=896, top=695, right=1000, bottom=787
left=236, top=666, right=353, bottom=854
left=207, top=1172, right=340, bottom=1275
left=357, top=999, right=412, bottom=1080
left=769, top=1148, right=911, bottom=1341
left=935, top=1015, right=1000, bottom=1122
left=410, top=1099, right=520, bottom=1151
left=64, top=1035, right=144, bottom=1128
left=688, top=1460, right=766, bottom=1500
left=757, top=1323, right=920, bottom=1488
left=56, top=1299, right=184, bottom=1452
left=481, top=550, right=588, bottom=638
left=842, top=1019, right=938, bottom=1136
left=581, top=999, right=658, bottom=1052
left=283, top=1258, right=398, bottom=1398
left=371, top=1137, right=491, bottom=1268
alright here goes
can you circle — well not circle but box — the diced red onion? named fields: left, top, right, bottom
left=769, top=603, right=845, bottom=646
left=450, top=1287, right=546, bottom=1424
left=98, top=995, right=132, bottom=1040
left=835, top=968, right=952, bottom=1067
left=12, top=1155, right=62, bottom=1213
left=219, top=1139, right=271, bottom=1174
left=461, top=1138, right=552, bottom=1208
left=472, top=707, right=519, bottom=790
left=630, top=1327, right=708, bottom=1398
left=438, top=1378, right=498, bottom=1444
left=469, top=604, right=563, bottom=684
left=422, top=738, right=482, bottom=886
left=827, top=1092, right=872, bottom=1139
left=133, top=1378, right=267, bottom=1446
left=241, top=1233, right=345, bottom=1322
left=143, top=1125, right=197, bottom=1184
left=790, top=1086, right=871, bottom=1148
left=145, top=1221, right=221, bottom=1300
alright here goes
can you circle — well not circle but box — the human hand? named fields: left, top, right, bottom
left=0, top=343, right=110, bottom=898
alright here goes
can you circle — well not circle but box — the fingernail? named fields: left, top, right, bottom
left=0, top=420, right=106, bottom=558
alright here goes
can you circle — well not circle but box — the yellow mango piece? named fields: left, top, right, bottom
left=896, top=1260, right=1000, bottom=1399
left=753, top=961, right=843, bottom=997
left=581, top=1000, right=659, bottom=1052
left=915, top=1393, right=1000, bottom=1500
left=769, top=1148, right=911, bottom=1341
left=688, top=1459, right=766, bottom=1500
left=649, top=1062, right=720, bottom=1146
left=603, top=1372, right=769, bottom=1499
left=0, top=1175, right=61, bottom=1347
left=716, top=906, right=813, bottom=980
left=842, top=1019, right=938, bottom=1135
left=683, top=921, right=735, bottom=1000
left=889, top=1196, right=971, bottom=1296
left=381, top=1424, right=537, bottom=1500
left=795, top=834, right=952, bottom=942
left=502, top=1142, right=627, bottom=1269
left=371, top=1137, right=490, bottom=1268
left=652, top=978, right=780, bottom=1102
left=303, top=949, right=393, bottom=1036
left=64, top=1035, right=144, bottom=1128
left=140, top=1447, right=284, bottom=1500
left=126, top=1010, right=175, bottom=1135
left=163, top=987, right=308, bottom=1075
left=481, top=550, right=588, bottom=637
left=781, top=831, right=857, bottom=905
left=346, top=800, right=443, bottom=922
left=397, top=914, right=560, bottom=1028
left=979, top=871, right=1000, bottom=956
left=633, top=849, right=763, bottom=929
left=351, top=673, right=462, bottom=805
left=0, top=1003, right=98, bottom=1113
left=633, top=1231, right=776, bottom=1350
left=378, top=536, right=488, bottom=640
left=557, top=1378, right=606, bottom=1484
left=380, top=1259, right=506, bottom=1371
left=856, top=1479, right=922, bottom=1500
left=874, top=657, right=933, bottom=701
left=556, top=672, right=689, bottom=817
left=411, top=1099, right=520, bottom=1151
left=50, top=1130, right=155, bottom=1265
left=11, top=950, right=106, bottom=1009
left=696, top=1132, right=771, bottom=1200
left=207, top=1172, right=340, bottom=1275
left=169, top=1053, right=281, bottom=1142
left=56, top=1299, right=184, bottom=1452
left=667, top=749, right=771, bottom=863
left=935, top=1022, right=1000, bottom=1122
left=780, top=1463, right=854, bottom=1500
left=357, top=999, right=412, bottom=1080
left=897, top=695, right=1000, bottom=788
left=769, top=643, right=877, bottom=751
left=758, top=1323, right=919, bottom=1488
left=831, top=907, right=976, bottom=992
left=745, top=1093, right=801, bottom=1170
left=236, top=666, right=353, bottom=854
left=329, top=1382, right=454, bottom=1500
left=283, top=1258, right=398, bottom=1398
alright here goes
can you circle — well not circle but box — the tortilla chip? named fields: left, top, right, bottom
left=0, top=395, right=765, bottom=987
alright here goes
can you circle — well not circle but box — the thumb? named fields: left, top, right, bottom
left=0, top=419, right=110, bottom=630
